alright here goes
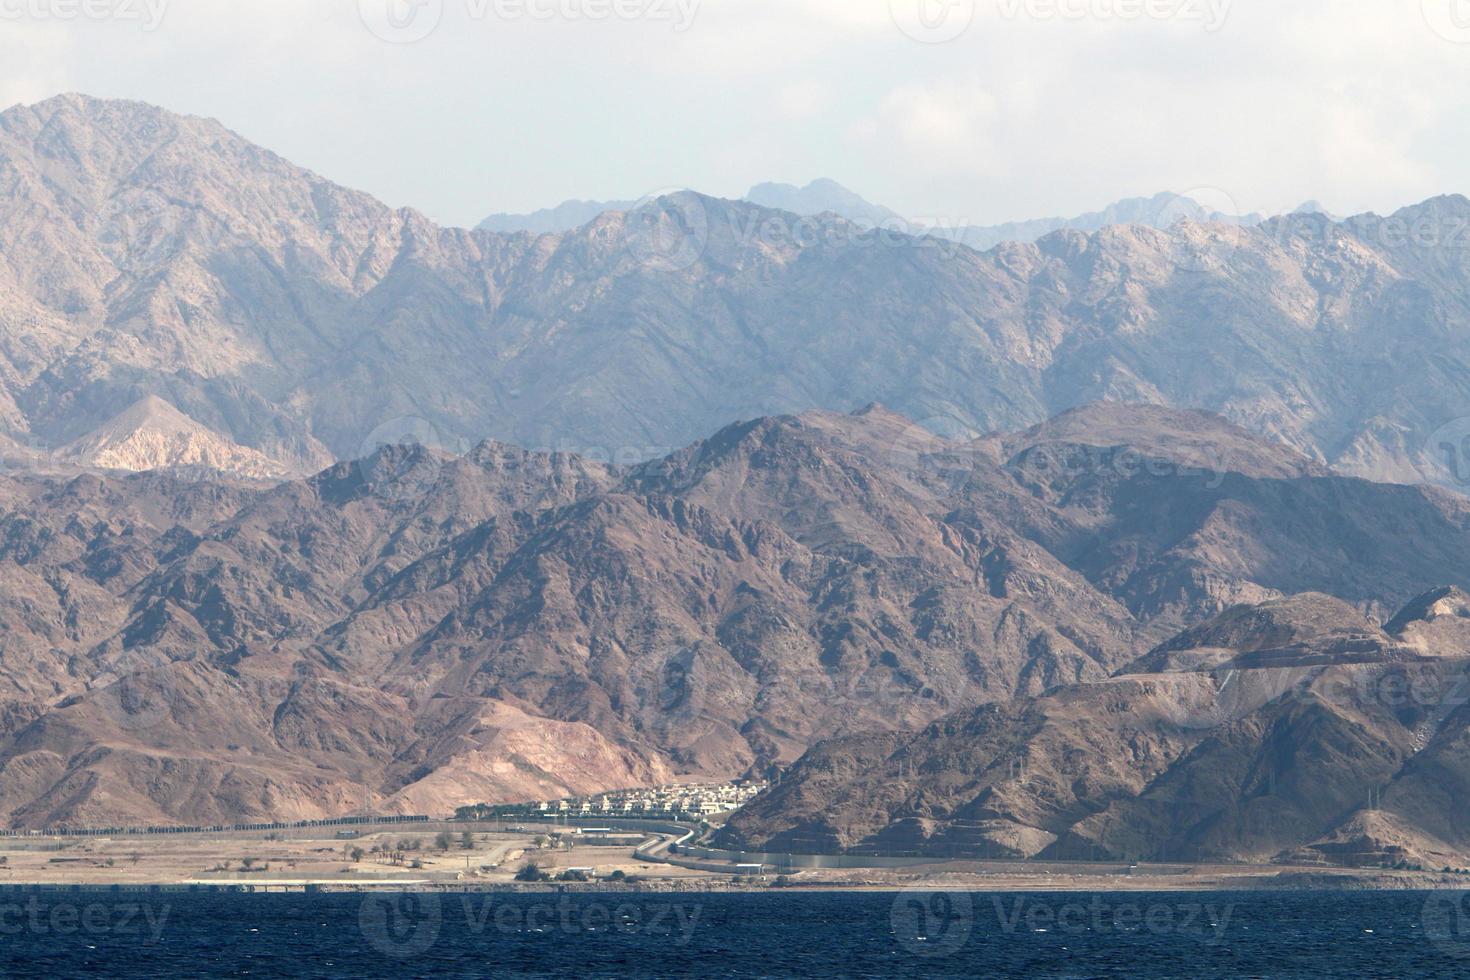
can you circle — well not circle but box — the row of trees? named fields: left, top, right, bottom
left=513, top=862, right=636, bottom=884
left=339, top=831, right=479, bottom=865
left=435, top=830, right=477, bottom=851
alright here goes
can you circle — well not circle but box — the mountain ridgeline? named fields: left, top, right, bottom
left=718, top=590, right=1470, bottom=869
left=5, top=92, right=1470, bottom=861
left=0, top=400, right=1469, bottom=830
left=2, top=95, right=1470, bottom=491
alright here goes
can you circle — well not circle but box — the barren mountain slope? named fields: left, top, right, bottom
left=719, top=591, right=1470, bottom=868
left=5, top=96, right=1470, bottom=488
left=1, top=405, right=1469, bottom=826
left=58, top=395, right=290, bottom=478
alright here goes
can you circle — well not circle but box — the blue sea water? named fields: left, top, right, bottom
left=0, top=888, right=1467, bottom=978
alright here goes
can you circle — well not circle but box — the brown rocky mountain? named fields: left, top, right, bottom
left=5, top=95, right=1470, bottom=491
left=956, top=402, right=1470, bottom=633
left=1, top=402, right=1469, bottom=828
left=718, top=590, right=1470, bottom=867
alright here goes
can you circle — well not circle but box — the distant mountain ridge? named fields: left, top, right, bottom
left=476, top=178, right=901, bottom=234
left=933, top=191, right=1267, bottom=251
left=477, top=197, right=641, bottom=234
left=477, top=182, right=1257, bottom=244
left=3, top=94, right=1470, bottom=494
left=742, top=178, right=905, bottom=226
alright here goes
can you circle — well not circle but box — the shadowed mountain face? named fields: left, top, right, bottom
left=6, top=96, right=1470, bottom=489
left=1, top=402, right=1469, bottom=828
left=718, top=591, right=1470, bottom=867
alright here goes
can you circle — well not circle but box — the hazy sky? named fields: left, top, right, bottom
left=1, top=0, right=1467, bottom=227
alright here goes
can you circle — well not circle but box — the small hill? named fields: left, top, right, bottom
left=982, top=402, right=1325, bottom=481
left=1386, top=587, right=1470, bottom=657
left=61, top=396, right=292, bottom=480
left=1122, top=593, right=1413, bottom=672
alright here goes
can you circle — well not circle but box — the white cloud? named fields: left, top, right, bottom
left=850, top=76, right=1004, bottom=178
left=836, top=0, right=1470, bottom=222
left=0, top=0, right=1466, bottom=226
left=0, top=21, right=79, bottom=108
left=774, top=80, right=833, bottom=121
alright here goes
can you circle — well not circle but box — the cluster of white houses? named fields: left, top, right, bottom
left=462, top=780, right=767, bottom=822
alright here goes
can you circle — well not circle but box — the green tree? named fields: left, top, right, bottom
left=435, top=831, right=454, bottom=852
left=460, top=831, right=475, bottom=850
